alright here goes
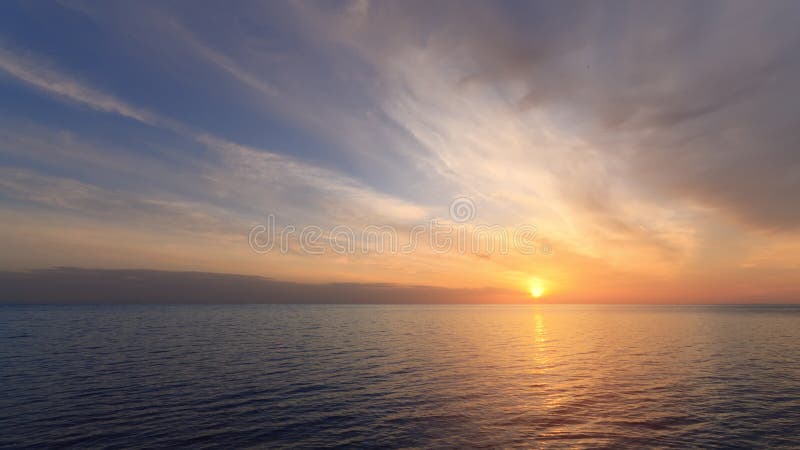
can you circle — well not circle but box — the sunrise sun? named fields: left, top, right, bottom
left=529, top=280, right=546, bottom=299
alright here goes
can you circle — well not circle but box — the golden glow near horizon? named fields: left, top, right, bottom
left=2, top=2, right=800, bottom=305
left=529, top=279, right=545, bottom=299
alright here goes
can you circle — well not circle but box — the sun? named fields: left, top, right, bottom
left=529, top=279, right=546, bottom=299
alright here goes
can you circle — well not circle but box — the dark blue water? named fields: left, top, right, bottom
left=2, top=304, right=800, bottom=448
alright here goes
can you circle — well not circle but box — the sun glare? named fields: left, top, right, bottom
left=529, top=280, right=545, bottom=299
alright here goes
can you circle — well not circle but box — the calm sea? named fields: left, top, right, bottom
left=1, top=304, right=799, bottom=448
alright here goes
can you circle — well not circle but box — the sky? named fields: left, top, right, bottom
left=1, top=0, right=799, bottom=303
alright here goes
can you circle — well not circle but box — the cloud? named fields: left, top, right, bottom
left=0, top=45, right=162, bottom=125
left=196, top=134, right=428, bottom=226
left=0, top=268, right=524, bottom=304
left=2, top=1, right=800, bottom=300
left=0, top=167, right=241, bottom=235
left=408, top=3, right=800, bottom=230
left=0, top=40, right=427, bottom=226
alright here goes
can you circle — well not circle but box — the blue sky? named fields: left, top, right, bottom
left=1, top=1, right=800, bottom=302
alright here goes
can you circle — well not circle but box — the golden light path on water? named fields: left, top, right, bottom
left=2, top=304, right=800, bottom=446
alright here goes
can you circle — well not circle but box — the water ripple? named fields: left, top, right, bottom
left=1, top=304, right=800, bottom=448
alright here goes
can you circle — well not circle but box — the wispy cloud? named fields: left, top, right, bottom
left=0, top=45, right=160, bottom=125
left=1, top=1, right=800, bottom=302
left=0, top=40, right=426, bottom=225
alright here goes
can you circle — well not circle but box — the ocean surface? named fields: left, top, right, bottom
left=1, top=304, right=799, bottom=448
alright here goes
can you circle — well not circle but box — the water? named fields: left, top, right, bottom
left=1, top=304, right=799, bottom=448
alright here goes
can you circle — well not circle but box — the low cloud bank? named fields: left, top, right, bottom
left=0, top=267, right=524, bottom=304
